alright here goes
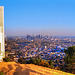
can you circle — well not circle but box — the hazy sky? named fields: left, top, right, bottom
left=0, top=0, right=75, bottom=36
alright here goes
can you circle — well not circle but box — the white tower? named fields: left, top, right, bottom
left=0, top=6, right=5, bottom=62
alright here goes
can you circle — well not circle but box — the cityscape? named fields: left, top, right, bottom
left=0, top=0, right=75, bottom=75
left=5, top=35, right=75, bottom=68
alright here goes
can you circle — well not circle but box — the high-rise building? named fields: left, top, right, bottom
left=0, top=6, right=5, bottom=62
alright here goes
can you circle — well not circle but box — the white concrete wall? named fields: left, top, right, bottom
left=0, top=6, right=5, bottom=62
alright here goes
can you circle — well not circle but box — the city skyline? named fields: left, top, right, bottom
left=0, top=0, right=75, bottom=36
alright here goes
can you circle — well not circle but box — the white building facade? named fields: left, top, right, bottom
left=0, top=6, right=5, bottom=62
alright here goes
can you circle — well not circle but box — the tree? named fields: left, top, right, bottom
left=64, top=47, right=74, bottom=58
left=64, top=46, right=75, bottom=73
left=48, top=60, right=54, bottom=68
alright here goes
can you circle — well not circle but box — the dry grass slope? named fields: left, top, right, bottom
left=0, top=62, right=74, bottom=75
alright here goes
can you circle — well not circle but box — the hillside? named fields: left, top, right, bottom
left=0, top=62, right=74, bottom=75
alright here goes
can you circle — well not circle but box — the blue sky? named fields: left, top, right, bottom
left=0, top=0, right=75, bottom=36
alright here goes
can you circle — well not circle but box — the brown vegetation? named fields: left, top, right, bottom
left=0, top=62, right=73, bottom=75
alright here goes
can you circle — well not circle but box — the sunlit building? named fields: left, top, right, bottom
left=0, top=6, right=5, bottom=62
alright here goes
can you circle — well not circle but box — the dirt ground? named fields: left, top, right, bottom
left=0, top=62, right=74, bottom=75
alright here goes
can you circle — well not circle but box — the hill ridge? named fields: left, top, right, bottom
left=0, top=62, right=74, bottom=75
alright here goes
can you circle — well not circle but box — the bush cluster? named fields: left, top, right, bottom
left=3, top=57, right=11, bottom=62
left=0, top=71, right=5, bottom=75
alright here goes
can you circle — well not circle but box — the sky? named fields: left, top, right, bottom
left=0, top=0, right=75, bottom=36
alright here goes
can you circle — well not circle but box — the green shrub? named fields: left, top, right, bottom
left=3, top=57, right=11, bottom=62
left=0, top=71, right=5, bottom=75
